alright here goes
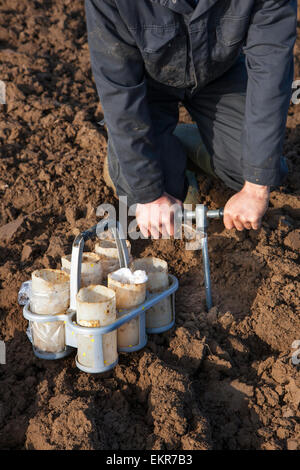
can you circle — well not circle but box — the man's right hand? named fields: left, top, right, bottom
left=136, top=192, right=182, bottom=239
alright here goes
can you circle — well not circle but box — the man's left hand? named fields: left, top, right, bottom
left=223, top=181, right=270, bottom=231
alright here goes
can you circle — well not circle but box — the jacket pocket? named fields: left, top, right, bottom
left=211, top=16, right=249, bottom=63
left=217, top=16, right=250, bottom=47
left=132, top=25, right=187, bottom=88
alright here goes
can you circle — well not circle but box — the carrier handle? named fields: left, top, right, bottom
left=69, top=218, right=130, bottom=310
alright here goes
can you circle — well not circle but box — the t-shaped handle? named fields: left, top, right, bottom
left=182, top=205, right=224, bottom=232
left=69, top=218, right=130, bottom=310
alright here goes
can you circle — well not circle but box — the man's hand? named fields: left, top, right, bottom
left=136, top=192, right=182, bottom=239
left=224, top=181, right=270, bottom=231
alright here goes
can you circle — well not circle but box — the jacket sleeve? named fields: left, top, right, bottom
left=242, top=0, right=297, bottom=186
left=85, top=0, right=164, bottom=204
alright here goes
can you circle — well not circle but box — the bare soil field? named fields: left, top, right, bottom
left=0, top=0, right=299, bottom=450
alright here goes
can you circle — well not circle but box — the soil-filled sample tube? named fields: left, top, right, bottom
left=76, top=285, right=117, bottom=368
left=131, top=258, right=172, bottom=329
left=107, top=268, right=147, bottom=348
left=94, top=239, right=132, bottom=281
left=31, top=269, right=70, bottom=353
left=61, top=252, right=103, bottom=287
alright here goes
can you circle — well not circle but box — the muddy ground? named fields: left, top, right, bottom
left=0, top=0, right=299, bottom=450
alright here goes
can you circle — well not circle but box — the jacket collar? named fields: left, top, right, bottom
left=149, top=0, right=220, bottom=18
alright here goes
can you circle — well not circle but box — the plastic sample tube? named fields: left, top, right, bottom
left=94, top=239, right=132, bottom=281
left=30, top=269, right=70, bottom=353
left=61, top=252, right=103, bottom=287
left=76, top=285, right=117, bottom=368
left=107, top=268, right=147, bottom=348
left=131, top=258, right=172, bottom=329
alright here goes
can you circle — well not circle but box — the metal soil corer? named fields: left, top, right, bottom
left=179, top=205, right=224, bottom=311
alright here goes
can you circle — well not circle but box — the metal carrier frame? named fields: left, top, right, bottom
left=22, top=206, right=223, bottom=373
left=23, top=218, right=178, bottom=373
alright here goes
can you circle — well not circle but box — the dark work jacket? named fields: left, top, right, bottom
left=85, top=0, right=297, bottom=204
